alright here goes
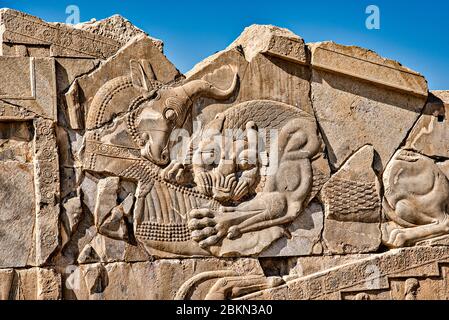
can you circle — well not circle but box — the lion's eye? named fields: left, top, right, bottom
left=164, top=108, right=176, bottom=121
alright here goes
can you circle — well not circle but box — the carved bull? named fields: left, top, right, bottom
left=126, top=62, right=239, bottom=166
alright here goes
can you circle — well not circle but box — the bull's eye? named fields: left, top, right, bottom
left=164, top=108, right=177, bottom=122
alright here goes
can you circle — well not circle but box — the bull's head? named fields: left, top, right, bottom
left=128, top=61, right=239, bottom=166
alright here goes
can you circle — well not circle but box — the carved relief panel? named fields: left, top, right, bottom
left=1, top=9, right=449, bottom=301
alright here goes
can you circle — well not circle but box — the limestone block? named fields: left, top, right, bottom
left=310, top=41, right=428, bottom=171
left=310, top=42, right=428, bottom=97
left=56, top=58, right=100, bottom=94
left=66, top=258, right=263, bottom=300
left=77, top=234, right=150, bottom=264
left=405, top=91, right=449, bottom=158
left=0, top=162, right=35, bottom=268
left=227, top=24, right=308, bottom=65
left=382, top=150, right=449, bottom=248
left=0, top=269, right=14, bottom=300
left=66, top=34, right=181, bottom=130
left=321, top=146, right=382, bottom=254
left=238, top=53, right=312, bottom=114
left=0, top=8, right=121, bottom=59
left=76, top=15, right=163, bottom=52
left=186, top=49, right=249, bottom=125
left=1, top=42, right=51, bottom=57
left=241, top=246, right=449, bottom=300
left=389, top=268, right=449, bottom=300
left=232, top=25, right=312, bottom=113
left=187, top=24, right=313, bottom=124
left=260, top=202, right=324, bottom=257
left=36, top=268, right=61, bottom=300
left=0, top=121, right=33, bottom=162
left=0, top=57, right=57, bottom=120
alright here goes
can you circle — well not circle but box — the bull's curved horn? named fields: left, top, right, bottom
left=181, top=73, right=239, bottom=101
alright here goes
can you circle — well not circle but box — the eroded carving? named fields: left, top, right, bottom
left=2, top=9, right=449, bottom=301
left=33, top=118, right=60, bottom=266
left=383, top=149, right=449, bottom=248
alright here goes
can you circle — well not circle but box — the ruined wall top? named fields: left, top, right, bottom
left=0, top=9, right=448, bottom=301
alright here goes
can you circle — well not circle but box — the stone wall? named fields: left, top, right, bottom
left=0, top=8, right=448, bottom=300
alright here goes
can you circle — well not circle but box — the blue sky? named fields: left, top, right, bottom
left=2, top=0, right=448, bottom=89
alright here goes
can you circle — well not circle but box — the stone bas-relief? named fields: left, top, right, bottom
left=1, top=8, right=449, bottom=300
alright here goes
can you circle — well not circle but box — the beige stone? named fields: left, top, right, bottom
left=56, top=58, right=100, bottom=93
left=0, top=269, right=14, bottom=300
left=66, top=34, right=181, bottom=130
left=187, top=24, right=313, bottom=121
left=240, top=246, right=449, bottom=300
left=321, top=146, right=382, bottom=254
left=310, top=42, right=428, bottom=97
left=382, top=149, right=449, bottom=248
left=76, top=15, right=163, bottom=52
left=260, top=202, right=324, bottom=257
left=0, top=8, right=122, bottom=59
left=405, top=91, right=449, bottom=158
left=0, top=57, right=57, bottom=120
left=310, top=41, right=427, bottom=171
left=0, top=162, right=35, bottom=268
left=1, top=9, right=449, bottom=301
left=33, top=119, right=60, bottom=266
left=227, top=24, right=308, bottom=64
left=65, top=258, right=263, bottom=300
left=0, top=122, right=33, bottom=162
left=3, top=268, right=61, bottom=300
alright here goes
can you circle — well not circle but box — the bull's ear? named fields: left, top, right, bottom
left=130, top=59, right=156, bottom=91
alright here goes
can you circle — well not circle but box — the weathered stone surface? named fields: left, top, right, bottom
left=228, top=24, right=308, bottom=64
left=56, top=58, right=100, bottom=93
left=2, top=9, right=449, bottom=301
left=33, top=119, right=60, bottom=266
left=0, top=122, right=33, bottom=162
left=64, top=258, right=263, bottom=300
left=0, top=269, right=14, bottom=299
left=321, top=146, right=382, bottom=254
left=405, top=91, right=449, bottom=158
left=66, top=34, right=181, bottom=130
left=310, top=41, right=427, bottom=171
left=260, top=202, right=324, bottom=257
left=78, top=234, right=150, bottom=264
left=382, top=149, right=449, bottom=248
left=187, top=24, right=313, bottom=123
left=0, top=162, right=35, bottom=268
left=36, top=268, right=61, bottom=300
left=241, top=246, right=449, bottom=300
left=0, top=57, right=57, bottom=120
left=0, top=268, right=61, bottom=300
left=310, top=42, right=428, bottom=97
left=76, top=15, right=163, bottom=52
left=0, top=8, right=122, bottom=59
